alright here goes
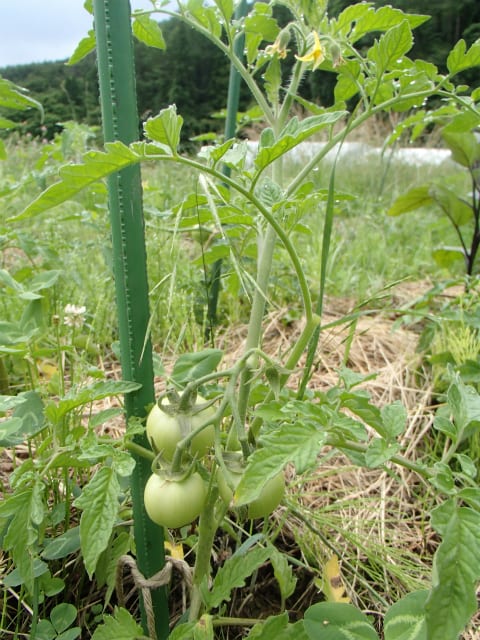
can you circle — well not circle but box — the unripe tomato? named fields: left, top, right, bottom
left=146, top=396, right=215, bottom=460
left=217, top=466, right=285, bottom=519
left=144, top=472, right=206, bottom=529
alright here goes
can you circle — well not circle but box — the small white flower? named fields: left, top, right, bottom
left=64, top=304, right=86, bottom=327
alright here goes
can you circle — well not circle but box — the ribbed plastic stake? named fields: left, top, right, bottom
left=92, top=1, right=169, bottom=637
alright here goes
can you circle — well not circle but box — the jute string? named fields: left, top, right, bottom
left=116, top=554, right=193, bottom=639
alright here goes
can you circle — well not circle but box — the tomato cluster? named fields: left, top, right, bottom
left=143, top=394, right=286, bottom=529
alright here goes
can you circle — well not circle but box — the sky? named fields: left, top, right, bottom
left=0, top=0, right=157, bottom=68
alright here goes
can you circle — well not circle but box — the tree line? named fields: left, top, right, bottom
left=1, top=0, right=479, bottom=142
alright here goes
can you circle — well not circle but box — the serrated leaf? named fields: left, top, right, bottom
left=46, top=380, right=140, bottom=423
left=270, top=548, right=297, bottom=601
left=304, top=602, right=379, bottom=640
left=67, top=30, right=96, bottom=65
left=365, top=438, right=400, bottom=467
left=10, top=142, right=140, bottom=221
left=447, top=39, right=480, bottom=75
left=387, top=186, right=433, bottom=216
left=367, top=21, right=413, bottom=74
left=334, top=60, right=363, bottom=102
left=203, top=546, right=271, bottom=609
left=349, top=5, right=429, bottom=43
left=254, top=112, right=347, bottom=172
left=340, top=391, right=386, bottom=437
left=235, top=422, right=325, bottom=505
left=0, top=482, right=46, bottom=592
left=91, top=607, right=143, bottom=640
left=381, top=401, right=407, bottom=439
left=171, top=349, right=223, bottom=385
left=425, top=502, right=480, bottom=639
left=132, top=15, right=165, bottom=49
left=144, top=105, right=183, bottom=154
left=447, top=376, right=480, bottom=441
left=74, top=467, right=121, bottom=578
left=0, top=77, right=43, bottom=114
left=384, top=590, right=428, bottom=640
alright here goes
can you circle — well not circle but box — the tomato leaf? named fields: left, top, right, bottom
left=0, top=481, right=46, bottom=592
left=10, top=142, right=140, bottom=221
left=67, top=29, right=96, bottom=65
left=367, top=21, right=413, bottom=74
left=304, top=602, right=379, bottom=640
left=91, top=607, right=144, bottom=640
left=144, top=105, right=183, bottom=154
left=254, top=113, right=347, bottom=172
left=202, top=545, right=271, bottom=609
left=270, top=547, right=297, bottom=601
left=384, top=590, right=428, bottom=640
left=447, top=39, right=480, bottom=75
left=235, top=422, right=325, bottom=505
left=44, top=379, right=140, bottom=423
left=74, top=467, right=121, bottom=578
left=132, top=14, right=165, bottom=49
left=171, top=349, right=223, bottom=385
left=425, top=501, right=480, bottom=639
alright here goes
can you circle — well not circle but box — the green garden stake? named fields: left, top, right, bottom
left=206, top=0, right=248, bottom=334
left=92, top=1, right=169, bottom=637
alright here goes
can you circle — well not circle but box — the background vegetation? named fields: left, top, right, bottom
left=1, top=0, right=480, bottom=141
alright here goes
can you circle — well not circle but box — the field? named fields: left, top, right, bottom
left=1, top=119, right=479, bottom=639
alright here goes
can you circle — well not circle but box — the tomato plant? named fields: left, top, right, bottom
left=146, top=396, right=215, bottom=460
left=217, top=464, right=285, bottom=520
left=143, top=471, right=207, bottom=529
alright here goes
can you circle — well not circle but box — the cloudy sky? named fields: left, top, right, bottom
left=0, top=0, right=158, bottom=67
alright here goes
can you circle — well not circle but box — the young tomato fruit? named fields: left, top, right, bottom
left=144, top=472, right=206, bottom=529
left=146, top=396, right=215, bottom=460
left=217, top=467, right=285, bottom=519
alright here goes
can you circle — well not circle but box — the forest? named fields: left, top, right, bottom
left=1, top=0, right=480, bottom=142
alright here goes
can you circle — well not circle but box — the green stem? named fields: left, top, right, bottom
left=166, top=154, right=314, bottom=323
left=236, top=151, right=285, bottom=424
left=189, top=484, right=220, bottom=621
left=212, top=616, right=264, bottom=627
left=326, top=437, right=431, bottom=478
left=125, top=440, right=155, bottom=462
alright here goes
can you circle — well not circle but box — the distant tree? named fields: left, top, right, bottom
left=1, top=1, right=479, bottom=139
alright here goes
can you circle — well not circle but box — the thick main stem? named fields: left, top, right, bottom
left=237, top=157, right=284, bottom=425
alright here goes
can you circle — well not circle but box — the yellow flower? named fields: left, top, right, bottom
left=296, top=31, right=325, bottom=70
left=265, top=28, right=290, bottom=60
left=265, top=41, right=288, bottom=59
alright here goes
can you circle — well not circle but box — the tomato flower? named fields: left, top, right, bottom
left=296, top=31, right=325, bottom=70
left=265, top=27, right=291, bottom=60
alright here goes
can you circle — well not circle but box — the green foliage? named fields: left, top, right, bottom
left=388, top=115, right=480, bottom=276
left=2, top=1, right=480, bottom=639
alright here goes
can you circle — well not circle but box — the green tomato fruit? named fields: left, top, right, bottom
left=144, top=472, right=206, bottom=529
left=217, top=467, right=285, bottom=519
left=146, top=396, right=215, bottom=460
